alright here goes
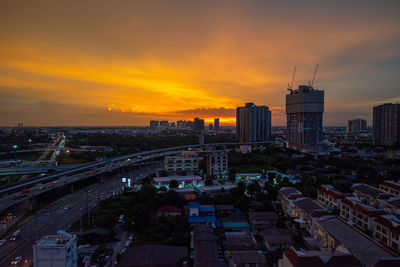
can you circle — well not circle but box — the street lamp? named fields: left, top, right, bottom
left=12, top=145, right=18, bottom=166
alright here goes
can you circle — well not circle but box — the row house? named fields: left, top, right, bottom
left=317, top=184, right=352, bottom=210
left=277, top=187, right=303, bottom=216
left=379, top=180, right=400, bottom=197
left=351, top=183, right=392, bottom=208
left=291, top=197, right=330, bottom=234
left=314, top=216, right=400, bottom=266
left=385, top=197, right=400, bottom=215
left=340, top=197, right=386, bottom=232
left=374, top=215, right=400, bottom=253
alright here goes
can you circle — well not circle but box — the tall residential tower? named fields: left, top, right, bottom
left=236, top=103, right=271, bottom=142
left=286, top=85, right=324, bottom=152
left=373, top=103, right=400, bottom=146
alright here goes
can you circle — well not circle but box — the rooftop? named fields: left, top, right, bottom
left=317, top=216, right=398, bottom=266
left=248, top=211, right=279, bottom=222
left=351, top=183, right=392, bottom=200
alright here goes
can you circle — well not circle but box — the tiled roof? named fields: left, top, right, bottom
left=293, top=197, right=328, bottom=217
left=248, top=211, right=279, bottom=222
left=352, top=184, right=392, bottom=200
left=189, top=215, right=216, bottom=224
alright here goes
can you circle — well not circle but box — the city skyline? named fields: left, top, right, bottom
left=1, top=1, right=400, bottom=127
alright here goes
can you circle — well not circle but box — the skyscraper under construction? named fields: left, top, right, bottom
left=286, top=85, right=324, bottom=152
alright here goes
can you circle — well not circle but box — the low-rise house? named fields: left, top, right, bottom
left=384, top=197, right=400, bottom=215
left=260, top=228, right=295, bottom=251
left=157, top=205, right=182, bottom=217
left=221, top=214, right=250, bottom=233
left=291, top=197, right=329, bottom=234
left=215, top=205, right=235, bottom=216
left=374, top=214, right=400, bottom=253
left=119, top=245, right=188, bottom=267
left=379, top=180, right=400, bottom=197
left=188, top=202, right=216, bottom=228
left=228, top=251, right=267, bottom=267
left=340, top=197, right=386, bottom=232
left=314, top=216, right=400, bottom=267
left=223, top=235, right=257, bottom=251
left=247, top=211, right=278, bottom=231
left=351, top=183, right=393, bottom=208
left=192, top=225, right=226, bottom=267
left=317, top=185, right=351, bottom=210
left=277, top=187, right=304, bottom=216
left=281, top=247, right=362, bottom=267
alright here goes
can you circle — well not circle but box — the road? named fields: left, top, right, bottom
left=0, top=162, right=160, bottom=267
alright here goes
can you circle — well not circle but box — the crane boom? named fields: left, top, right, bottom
left=311, top=64, right=319, bottom=87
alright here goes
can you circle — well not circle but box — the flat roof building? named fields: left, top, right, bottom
left=33, top=230, right=77, bottom=267
left=236, top=103, right=271, bottom=142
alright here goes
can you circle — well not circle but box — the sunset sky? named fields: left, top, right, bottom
left=0, top=1, right=399, bottom=126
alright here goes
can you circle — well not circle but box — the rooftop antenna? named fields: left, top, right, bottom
left=310, top=64, right=319, bottom=87
left=288, top=65, right=297, bottom=93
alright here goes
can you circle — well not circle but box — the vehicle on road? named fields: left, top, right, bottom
left=10, top=229, right=21, bottom=241
left=1, top=217, right=7, bottom=224
left=20, top=189, right=30, bottom=194
left=0, top=239, right=6, bottom=246
left=11, top=256, right=21, bottom=265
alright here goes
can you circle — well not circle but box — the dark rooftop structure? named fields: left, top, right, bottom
left=228, top=251, right=267, bottom=267
left=317, top=216, right=399, bottom=267
left=119, top=245, right=188, bottom=267
left=223, top=235, right=257, bottom=251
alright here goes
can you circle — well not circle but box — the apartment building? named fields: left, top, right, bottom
left=277, top=187, right=304, bottom=216
left=351, top=183, right=393, bottom=208
left=317, top=185, right=351, bottom=210
left=314, top=216, right=400, bottom=266
left=206, top=150, right=228, bottom=179
left=291, top=197, right=329, bottom=234
left=385, top=197, right=400, bottom=215
left=340, top=197, right=386, bottom=232
left=164, top=151, right=199, bottom=175
left=374, top=214, right=400, bottom=253
left=379, top=180, right=400, bottom=197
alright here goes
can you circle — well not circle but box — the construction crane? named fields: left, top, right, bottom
left=287, top=66, right=297, bottom=93
left=310, top=64, right=319, bottom=87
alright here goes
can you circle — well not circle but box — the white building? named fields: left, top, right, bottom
left=164, top=151, right=199, bottom=175
left=33, top=230, right=77, bottom=267
left=206, top=150, right=228, bottom=179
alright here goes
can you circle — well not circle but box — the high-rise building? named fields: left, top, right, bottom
left=236, top=103, right=271, bottom=142
left=206, top=150, right=228, bottom=179
left=150, top=120, right=159, bottom=129
left=209, top=123, right=213, bottom=130
left=373, top=103, right=400, bottom=146
left=33, top=230, right=77, bottom=267
left=286, top=85, right=324, bottom=152
left=214, top=118, right=220, bottom=130
left=159, top=120, right=169, bottom=127
left=193, top=117, right=205, bottom=132
left=347, top=118, right=367, bottom=133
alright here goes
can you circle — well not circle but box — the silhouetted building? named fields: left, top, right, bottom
left=373, top=103, right=400, bottom=146
left=286, top=85, right=324, bottom=153
left=214, top=118, right=220, bottom=130
left=159, top=120, right=169, bottom=127
left=208, top=123, right=213, bottom=130
left=150, top=120, right=159, bottom=129
left=236, top=103, right=271, bottom=142
left=347, top=118, right=367, bottom=133
left=193, top=117, right=205, bottom=132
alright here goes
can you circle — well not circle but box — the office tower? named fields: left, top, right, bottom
left=236, top=103, right=271, bottom=142
left=286, top=85, right=324, bottom=152
left=209, top=123, right=213, bottom=130
left=373, top=103, right=400, bottom=146
left=347, top=118, right=367, bottom=133
left=214, top=118, right=220, bottom=130
left=33, top=230, right=77, bottom=267
left=193, top=117, right=205, bottom=132
left=150, top=120, right=159, bottom=129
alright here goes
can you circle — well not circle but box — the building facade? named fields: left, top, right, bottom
left=33, top=230, right=77, bottom=267
left=379, top=180, right=400, bottom=197
left=214, top=118, right=220, bottom=130
left=374, top=215, right=400, bottom=252
left=149, top=120, right=159, bottom=129
left=206, top=150, right=228, bottom=179
left=317, top=185, right=351, bottom=210
left=193, top=117, right=205, bottom=132
left=236, top=103, right=271, bottom=142
left=347, top=118, right=367, bottom=133
left=164, top=151, right=200, bottom=175
left=373, top=103, right=400, bottom=146
left=286, top=85, right=324, bottom=153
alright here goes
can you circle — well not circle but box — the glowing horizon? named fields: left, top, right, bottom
left=1, top=1, right=399, bottom=126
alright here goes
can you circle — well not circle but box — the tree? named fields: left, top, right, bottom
left=229, top=169, right=236, bottom=184
left=205, top=179, right=213, bottom=186
left=247, top=181, right=261, bottom=198
left=169, top=179, right=179, bottom=188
